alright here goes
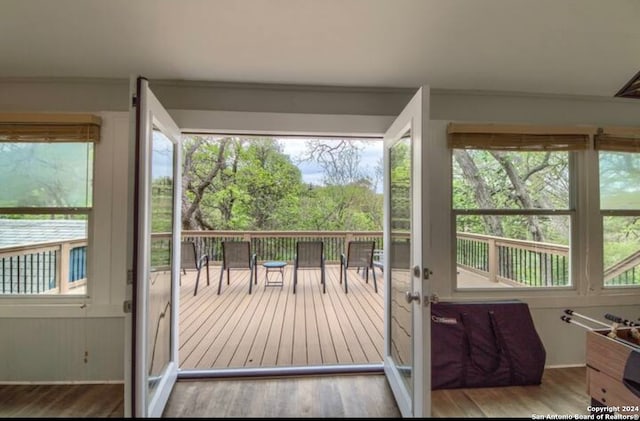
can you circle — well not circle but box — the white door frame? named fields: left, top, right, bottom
left=382, top=86, right=432, bottom=417
left=127, top=76, right=182, bottom=417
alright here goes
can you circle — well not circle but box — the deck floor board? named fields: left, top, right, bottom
left=179, top=264, right=384, bottom=368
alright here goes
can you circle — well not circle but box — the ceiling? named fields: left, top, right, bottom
left=2, top=0, right=640, bottom=97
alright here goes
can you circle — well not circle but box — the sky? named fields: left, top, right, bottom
left=278, top=137, right=383, bottom=192
left=152, top=134, right=384, bottom=192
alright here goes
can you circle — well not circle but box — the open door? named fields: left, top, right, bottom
left=383, top=86, right=431, bottom=417
left=128, top=76, right=182, bottom=417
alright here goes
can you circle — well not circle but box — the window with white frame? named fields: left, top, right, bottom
left=448, top=124, right=591, bottom=289
left=597, top=127, right=640, bottom=288
left=0, top=114, right=99, bottom=296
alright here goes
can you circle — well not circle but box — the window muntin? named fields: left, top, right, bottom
left=452, top=149, right=572, bottom=289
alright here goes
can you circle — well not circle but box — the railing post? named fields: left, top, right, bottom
left=487, top=238, right=498, bottom=283
left=59, top=242, right=70, bottom=294
left=345, top=233, right=353, bottom=255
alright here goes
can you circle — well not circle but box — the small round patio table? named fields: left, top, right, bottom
left=262, top=261, right=286, bottom=287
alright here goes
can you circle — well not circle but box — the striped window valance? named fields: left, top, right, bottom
left=447, top=123, right=596, bottom=151
left=0, top=113, right=101, bottom=142
left=595, top=126, right=640, bottom=152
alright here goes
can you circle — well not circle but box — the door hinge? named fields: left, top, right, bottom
left=127, top=269, right=134, bottom=285
left=131, top=95, right=137, bottom=107
left=123, top=300, right=133, bottom=314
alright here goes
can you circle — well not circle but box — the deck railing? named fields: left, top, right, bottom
left=182, top=230, right=385, bottom=264
left=602, top=249, right=640, bottom=286
left=3, top=230, right=637, bottom=294
left=457, top=232, right=569, bottom=287
left=457, top=232, right=640, bottom=287
left=0, top=239, right=87, bottom=295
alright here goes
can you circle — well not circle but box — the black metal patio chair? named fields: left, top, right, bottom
left=181, top=241, right=210, bottom=296
left=340, top=240, right=377, bottom=293
left=218, top=240, right=257, bottom=294
left=293, top=241, right=326, bottom=294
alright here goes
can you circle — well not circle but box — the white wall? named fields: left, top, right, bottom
left=0, top=78, right=639, bottom=381
left=0, top=317, right=123, bottom=382
left=0, top=110, right=129, bottom=382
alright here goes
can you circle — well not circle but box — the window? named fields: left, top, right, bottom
left=449, top=123, right=591, bottom=289
left=0, top=114, right=99, bottom=296
left=597, top=127, right=640, bottom=288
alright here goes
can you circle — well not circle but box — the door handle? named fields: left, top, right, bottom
left=405, top=291, right=421, bottom=304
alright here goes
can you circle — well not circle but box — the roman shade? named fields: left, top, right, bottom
left=447, top=123, right=596, bottom=151
left=595, top=126, right=640, bottom=152
left=0, top=113, right=101, bottom=142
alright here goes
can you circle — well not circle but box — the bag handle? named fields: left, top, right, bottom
left=461, top=311, right=503, bottom=375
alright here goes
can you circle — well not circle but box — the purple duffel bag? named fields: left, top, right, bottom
left=431, top=300, right=546, bottom=389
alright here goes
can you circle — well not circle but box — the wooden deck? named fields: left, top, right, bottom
left=179, top=264, right=384, bottom=369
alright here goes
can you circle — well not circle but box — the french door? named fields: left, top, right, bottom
left=382, top=86, right=432, bottom=417
left=122, top=79, right=430, bottom=417
left=128, top=76, right=182, bottom=417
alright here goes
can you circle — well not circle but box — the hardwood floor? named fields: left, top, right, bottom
left=163, top=373, right=400, bottom=418
left=0, top=368, right=590, bottom=418
left=164, top=367, right=590, bottom=418
left=431, top=367, right=590, bottom=418
left=0, top=384, right=124, bottom=418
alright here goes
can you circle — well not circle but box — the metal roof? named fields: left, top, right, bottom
left=0, top=219, right=86, bottom=248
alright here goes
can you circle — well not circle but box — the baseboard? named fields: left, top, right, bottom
left=545, top=363, right=586, bottom=369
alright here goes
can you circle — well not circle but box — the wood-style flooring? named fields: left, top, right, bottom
left=431, top=366, right=590, bottom=418
left=163, top=373, right=399, bottom=418
left=0, top=383, right=123, bottom=418
left=164, top=367, right=590, bottom=418
left=0, top=367, right=591, bottom=418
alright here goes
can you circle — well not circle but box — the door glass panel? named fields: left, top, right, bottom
left=147, top=128, right=174, bottom=400
left=389, top=129, right=412, bottom=394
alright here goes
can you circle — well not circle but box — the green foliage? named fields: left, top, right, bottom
left=603, top=216, right=640, bottom=269
left=599, top=154, right=640, bottom=284
left=600, top=152, right=640, bottom=209
left=297, top=183, right=382, bottom=231
left=182, top=136, right=382, bottom=232
left=235, top=140, right=303, bottom=229
left=0, top=143, right=93, bottom=207
left=390, top=139, right=411, bottom=232
left=453, top=150, right=569, bottom=241
left=151, top=177, right=173, bottom=233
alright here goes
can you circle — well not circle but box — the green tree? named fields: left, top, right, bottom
left=234, top=139, right=303, bottom=230
left=181, top=136, right=304, bottom=230
left=453, top=149, right=569, bottom=242
left=181, top=135, right=383, bottom=233
left=297, top=182, right=382, bottom=231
